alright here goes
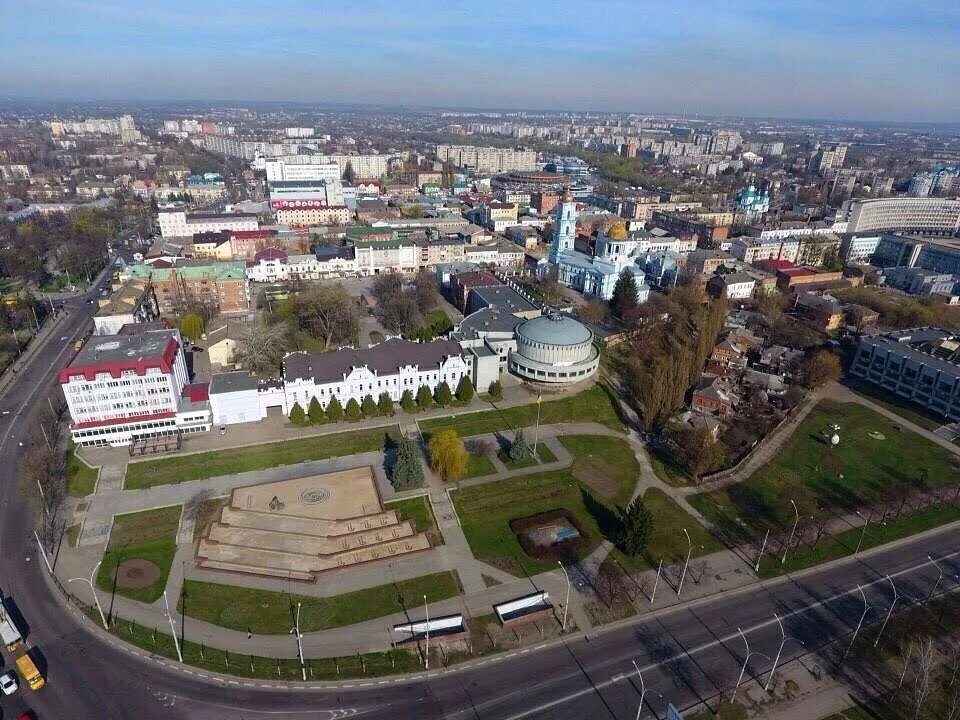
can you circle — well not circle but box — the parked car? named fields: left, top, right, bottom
left=0, top=671, right=18, bottom=695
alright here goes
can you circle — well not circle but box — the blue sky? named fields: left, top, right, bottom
left=1, top=0, right=958, bottom=121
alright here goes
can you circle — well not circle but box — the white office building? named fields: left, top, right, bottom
left=158, top=211, right=258, bottom=240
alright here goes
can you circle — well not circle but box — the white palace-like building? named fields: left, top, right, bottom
left=546, top=189, right=651, bottom=302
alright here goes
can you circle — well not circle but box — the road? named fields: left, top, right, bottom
left=0, top=284, right=957, bottom=719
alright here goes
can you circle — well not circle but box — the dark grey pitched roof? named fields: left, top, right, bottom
left=283, top=338, right=465, bottom=384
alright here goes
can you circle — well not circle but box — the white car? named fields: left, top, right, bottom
left=0, top=671, right=18, bottom=695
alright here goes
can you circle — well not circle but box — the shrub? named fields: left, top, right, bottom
left=456, top=376, right=474, bottom=403
left=288, top=402, right=306, bottom=426
left=416, top=385, right=434, bottom=410
left=307, top=397, right=325, bottom=424
left=488, top=379, right=503, bottom=400
left=361, top=394, right=378, bottom=418
left=345, top=398, right=362, bottom=421
left=400, top=389, right=417, bottom=413
left=325, top=396, right=344, bottom=423
left=378, top=392, right=395, bottom=416
left=435, top=381, right=453, bottom=407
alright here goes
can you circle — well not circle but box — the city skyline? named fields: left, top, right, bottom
left=2, top=0, right=959, bottom=123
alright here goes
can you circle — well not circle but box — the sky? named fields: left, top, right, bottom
left=1, top=0, right=958, bottom=122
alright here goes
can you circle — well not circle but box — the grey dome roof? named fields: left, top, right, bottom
left=517, top=314, right=593, bottom=347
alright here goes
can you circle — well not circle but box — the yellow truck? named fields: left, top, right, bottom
left=16, top=652, right=45, bottom=690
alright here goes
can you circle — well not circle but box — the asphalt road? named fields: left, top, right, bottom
left=0, top=282, right=957, bottom=720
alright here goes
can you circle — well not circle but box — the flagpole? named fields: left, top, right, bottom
left=533, top=392, right=542, bottom=458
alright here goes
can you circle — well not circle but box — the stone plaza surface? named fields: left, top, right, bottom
left=196, top=466, right=430, bottom=580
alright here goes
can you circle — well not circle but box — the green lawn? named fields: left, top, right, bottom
left=125, top=426, right=397, bottom=488
left=464, top=451, right=497, bottom=478
left=497, top=442, right=557, bottom=470
left=66, top=445, right=98, bottom=497
left=690, top=400, right=960, bottom=539
left=180, top=571, right=461, bottom=634
left=612, top=488, right=724, bottom=572
left=560, top=435, right=637, bottom=507
left=648, top=450, right=690, bottom=487
left=846, top=382, right=945, bottom=432
left=758, top=503, right=960, bottom=578
left=385, top=496, right=443, bottom=546
left=453, top=434, right=649, bottom=576
left=453, top=469, right=605, bottom=576
left=419, top=384, right=623, bottom=438
left=97, top=505, right=181, bottom=603
left=89, top=608, right=420, bottom=680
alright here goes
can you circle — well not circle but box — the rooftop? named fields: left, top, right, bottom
left=210, top=371, right=260, bottom=394
left=517, top=313, right=593, bottom=347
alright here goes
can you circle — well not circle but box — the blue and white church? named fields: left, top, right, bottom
left=544, top=188, right=650, bottom=302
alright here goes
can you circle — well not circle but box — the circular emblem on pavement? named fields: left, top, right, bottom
left=300, top=487, right=330, bottom=505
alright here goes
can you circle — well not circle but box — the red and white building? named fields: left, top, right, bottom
left=59, top=328, right=211, bottom=447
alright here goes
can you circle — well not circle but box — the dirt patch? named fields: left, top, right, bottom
left=572, top=464, right=620, bottom=500
left=115, top=559, right=162, bottom=589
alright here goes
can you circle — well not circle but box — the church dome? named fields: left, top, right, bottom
left=606, top=222, right=628, bottom=240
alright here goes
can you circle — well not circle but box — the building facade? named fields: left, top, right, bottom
left=59, top=328, right=211, bottom=447
left=844, top=198, right=960, bottom=235
left=158, top=211, right=258, bottom=239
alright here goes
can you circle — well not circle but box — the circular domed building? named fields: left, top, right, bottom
left=508, top=313, right=599, bottom=384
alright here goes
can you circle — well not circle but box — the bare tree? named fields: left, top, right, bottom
left=234, top=322, right=290, bottom=375
left=912, top=637, right=937, bottom=719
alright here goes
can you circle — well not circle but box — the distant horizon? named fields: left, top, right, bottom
left=2, top=1, right=958, bottom=124
left=2, top=96, right=959, bottom=131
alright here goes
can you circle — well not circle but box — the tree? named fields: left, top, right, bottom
left=412, top=270, right=439, bottom=313
left=416, top=385, right=434, bottom=409
left=617, top=497, right=654, bottom=556
left=455, top=376, right=474, bottom=403
left=289, top=402, right=306, bottom=426
left=307, top=397, right=325, bottom=424
left=378, top=392, right=395, bottom=416
left=435, top=381, right=453, bottom=406
left=400, top=389, right=416, bottom=413
left=403, top=204, right=425, bottom=219
left=670, top=426, right=729, bottom=481
left=342, top=161, right=356, bottom=184
left=390, top=435, right=424, bottom=490
left=345, top=398, right=362, bottom=421
left=611, top=269, right=639, bottom=318
left=579, top=299, right=607, bottom=325
left=283, top=285, right=357, bottom=350
left=234, top=322, right=290, bottom=375
left=800, top=349, right=842, bottom=388
left=179, top=312, right=204, bottom=342
left=488, top=379, right=503, bottom=400
left=428, top=429, right=468, bottom=482
left=361, top=394, right=378, bottom=418
left=325, top=396, right=344, bottom=423
left=509, top=428, right=531, bottom=462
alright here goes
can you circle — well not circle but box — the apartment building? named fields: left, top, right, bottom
left=436, top=144, right=537, bottom=173
left=120, top=262, right=250, bottom=314
left=158, top=210, right=258, bottom=240
left=844, top=198, right=960, bottom=235
left=730, top=236, right=800, bottom=264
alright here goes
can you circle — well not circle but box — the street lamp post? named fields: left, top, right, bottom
left=755, top=528, right=770, bottom=573
left=533, top=392, right=542, bottom=458
left=290, top=601, right=306, bottom=681
left=423, top=594, right=430, bottom=671
left=926, top=555, right=955, bottom=601
left=557, top=561, right=571, bottom=631
left=650, top=558, right=663, bottom=605
left=163, top=589, right=183, bottom=663
left=732, top=626, right=772, bottom=703
left=854, top=510, right=869, bottom=556
left=677, top=528, right=693, bottom=598
left=843, top=585, right=872, bottom=662
left=874, top=575, right=900, bottom=648
left=631, top=660, right=646, bottom=720
left=781, top=499, right=799, bottom=566
left=67, top=560, right=108, bottom=630
left=766, top=613, right=789, bottom=691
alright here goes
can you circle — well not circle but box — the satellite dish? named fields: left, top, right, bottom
left=831, top=433, right=840, bottom=446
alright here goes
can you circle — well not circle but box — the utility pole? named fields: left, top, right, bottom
left=677, top=528, right=692, bottom=597
left=290, top=601, right=305, bottom=681
left=163, top=590, right=183, bottom=662
left=843, top=585, right=872, bottom=662
left=781, top=499, right=799, bottom=566
left=68, top=560, right=108, bottom=630
left=874, top=575, right=899, bottom=648
left=557, top=561, right=571, bottom=631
